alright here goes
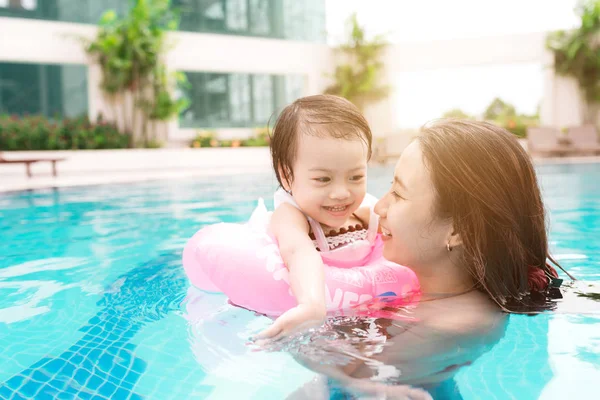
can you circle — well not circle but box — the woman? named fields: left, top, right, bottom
left=287, top=119, right=570, bottom=399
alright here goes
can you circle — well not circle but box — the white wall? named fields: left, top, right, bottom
left=371, top=32, right=585, bottom=134
left=0, top=17, right=586, bottom=141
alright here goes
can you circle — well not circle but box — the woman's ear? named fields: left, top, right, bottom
left=447, top=229, right=463, bottom=250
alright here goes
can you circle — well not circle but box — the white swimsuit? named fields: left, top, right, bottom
left=273, top=188, right=379, bottom=267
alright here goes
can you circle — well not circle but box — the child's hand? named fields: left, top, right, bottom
left=256, top=303, right=326, bottom=341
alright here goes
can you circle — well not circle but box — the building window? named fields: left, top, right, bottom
left=1, top=0, right=326, bottom=42
left=180, top=71, right=303, bottom=128
left=0, top=62, right=88, bottom=118
left=252, top=74, right=274, bottom=123
left=226, top=0, right=248, bottom=32
left=249, top=0, right=271, bottom=35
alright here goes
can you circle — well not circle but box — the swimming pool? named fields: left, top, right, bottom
left=0, top=162, right=598, bottom=399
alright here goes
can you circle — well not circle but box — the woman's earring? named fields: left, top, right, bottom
left=447, top=241, right=452, bottom=252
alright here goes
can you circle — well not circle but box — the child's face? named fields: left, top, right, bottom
left=285, top=133, right=369, bottom=229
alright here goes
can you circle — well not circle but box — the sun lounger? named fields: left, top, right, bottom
left=566, top=125, right=600, bottom=155
left=0, top=153, right=66, bottom=178
left=527, top=127, right=574, bottom=157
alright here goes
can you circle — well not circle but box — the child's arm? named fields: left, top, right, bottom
left=256, top=203, right=327, bottom=340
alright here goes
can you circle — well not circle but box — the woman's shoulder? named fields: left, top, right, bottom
left=423, top=291, right=506, bottom=337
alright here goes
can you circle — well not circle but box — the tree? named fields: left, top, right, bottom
left=324, top=13, right=389, bottom=111
left=85, top=0, right=188, bottom=147
left=547, top=0, right=600, bottom=123
left=442, top=108, right=472, bottom=119
left=483, top=98, right=516, bottom=120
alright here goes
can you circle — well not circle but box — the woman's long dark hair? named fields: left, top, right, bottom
left=418, top=119, right=572, bottom=312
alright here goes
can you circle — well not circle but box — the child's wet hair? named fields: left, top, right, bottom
left=269, top=94, right=372, bottom=189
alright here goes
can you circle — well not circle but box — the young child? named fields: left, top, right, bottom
left=257, top=94, right=376, bottom=340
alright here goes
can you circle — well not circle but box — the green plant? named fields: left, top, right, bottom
left=441, top=98, right=538, bottom=138
left=85, top=0, right=188, bottom=147
left=189, top=130, right=217, bottom=148
left=241, top=127, right=270, bottom=147
left=483, top=98, right=517, bottom=120
left=0, top=114, right=130, bottom=150
left=547, top=0, right=600, bottom=123
left=324, top=13, right=389, bottom=111
left=442, top=109, right=473, bottom=119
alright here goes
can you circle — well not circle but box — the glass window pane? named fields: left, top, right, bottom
left=0, top=0, right=326, bottom=42
left=229, top=74, right=251, bottom=123
left=226, top=0, right=248, bottom=32
left=250, top=0, right=270, bottom=35
left=205, top=74, right=229, bottom=122
left=174, top=0, right=199, bottom=32
left=284, top=75, right=304, bottom=104
left=202, top=0, right=225, bottom=31
left=252, top=74, right=274, bottom=124
left=181, top=72, right=302, bottom=128
left=0, top=62, right=88, bottom=118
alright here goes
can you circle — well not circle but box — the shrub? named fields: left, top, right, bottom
left=0, top=114, right=130, bottom=150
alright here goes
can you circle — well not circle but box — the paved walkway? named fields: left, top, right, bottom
left=1, top=148, right=598, bottom=193
left=0, top=148, right=272, bottom=193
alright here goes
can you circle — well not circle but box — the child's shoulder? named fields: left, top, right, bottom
left=270, top=202, right=310, bottom=231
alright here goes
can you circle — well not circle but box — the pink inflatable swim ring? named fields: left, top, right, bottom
left=182, top=198, right=420, bottom=316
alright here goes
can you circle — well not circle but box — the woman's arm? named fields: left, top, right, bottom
left=293, top=304, right=507, bottom=388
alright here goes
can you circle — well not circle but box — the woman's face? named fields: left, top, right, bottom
left=375, top=141, right=454, bottom=269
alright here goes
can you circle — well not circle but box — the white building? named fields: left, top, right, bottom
left=0, top=0, right=584, bottom=147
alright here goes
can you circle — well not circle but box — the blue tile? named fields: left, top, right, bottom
left=18, top=379, right=41, bottom=398
left=58, top=361, right=77, bottom=377
left=117, top=382, right=134, bottom=393
left=112, top=388, right=134, bottom=400
left=72, top=368, right=92, bottom=385
left=35, top=388, right=60, bottom=400
left=62, top=384, right=79, bottom=396
left=9, top=392, right=28, bottom=400
left=46, top=378, right=67, bottom=393
left=76, top=391, right=94, bottom=400
left=130, top=358, right=146, bottom=374
left=42, top=359, right=67, bottom=375
left=98, top=353, right=116, bottom=373
left=86, top=375, right=104, bottom=391
left=87, top=326, right=103, bottom=337
left=88, top=349, right=102, bottom=362
left=53, top=390, right=76, bottom=400
left=91, top=336, right=107, bottom=347
left=101, top=321, right=116, bottom=332
left=5, top=376, right=25, bottom=391
left=109, top=364, right=128, bottom=380
left=97, top=382, right=117, bottom=398
left=89, top=395, right=109, bottom=400
left=29, top=357, right=52, bottom=370
left=0, top=251, right=193, bottom=400
left=0, top=386, right=12, bottom=399
left=77, top=346, right=92, bottom=356
left=31, top=369, right=52, bottom=383
left=69, top=353, right=85, bottom=366
left=128, top=393, right=145, bottom=400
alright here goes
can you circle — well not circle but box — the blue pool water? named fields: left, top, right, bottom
left=0, top=163, right=599, bottom=399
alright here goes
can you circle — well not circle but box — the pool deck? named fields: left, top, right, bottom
left=1, top=148, right=599, bottom=193
left=0, top=148, right=273, bottom=193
